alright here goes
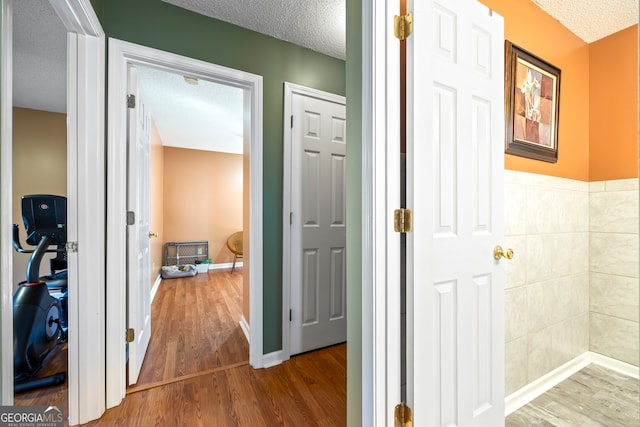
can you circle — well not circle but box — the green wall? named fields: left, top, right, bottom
left=95, top=0, right=345, bottom=354
left=346, top=1, right=363, bottom=425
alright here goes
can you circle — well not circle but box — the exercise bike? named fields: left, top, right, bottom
left=12, top=194, right=68, bottom=393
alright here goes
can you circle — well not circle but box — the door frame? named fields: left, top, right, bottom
left=361, top=0, right=401, bottom=425
left=106, top=38, right=264, bottom=408
left=281, top=82, right=346, bottom=361
left=0, top=0, right=105, bottom=424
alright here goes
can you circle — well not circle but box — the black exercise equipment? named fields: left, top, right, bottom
left=12, top=194, right=68, bottom=393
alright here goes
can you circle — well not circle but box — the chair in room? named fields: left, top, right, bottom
left=226, top=231, right=243, bottom=273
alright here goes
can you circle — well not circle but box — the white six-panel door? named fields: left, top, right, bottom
left=126, top=65, right=152, bottom=385
left=289, top=89, right=347, bottom=355
left=406, top=1, right=505, bottom=425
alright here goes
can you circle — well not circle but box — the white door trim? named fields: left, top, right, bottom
left=106, top=38, right=264, bottom=408
left=282, top=82, right=346, bottom=361
left=1, top=1, right=105, bottom=425
left=0, top=0, right=15, bottom=404
left=361, top=0, right=401, bottom=425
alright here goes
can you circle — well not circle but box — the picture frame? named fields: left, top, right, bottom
left=504, top=41, right=561, bottom=163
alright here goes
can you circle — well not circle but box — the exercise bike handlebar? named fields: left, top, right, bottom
left=12, top=224, right=65, bottom=254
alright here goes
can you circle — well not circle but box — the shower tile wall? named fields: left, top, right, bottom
left=589, top=178, right=639, bottom=366
left=504, top=171, right=590, bottom=395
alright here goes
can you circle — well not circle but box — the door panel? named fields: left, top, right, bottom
left=407, top=1, right=505, bottom=425
left=290, top=90, right=347, bottom=355
left=126, top=65, right=152, bottom=386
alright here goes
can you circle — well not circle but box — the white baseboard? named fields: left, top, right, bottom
left=262, top=350, right=284, bottom=368
left=586, top=351, right=639, bottom=379
left=150, top=274, right=162, bottom=303
left=239, top=315, right=250, bottom=344
left=208, top=261, right=244, bottom=270
left=505, top=351, right=640, bottom=416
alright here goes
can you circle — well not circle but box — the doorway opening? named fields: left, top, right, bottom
left=126, top=64, right=250, bottom=390
left=1, top=0, right=105, bottom=424
left=11, top=1, right=69, bottom=411
left=106, top=39, right=264, bottom=407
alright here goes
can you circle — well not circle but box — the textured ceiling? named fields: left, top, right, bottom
left=162, top=0, right=346, bottom=59
left=136, top=66, right=245, bottom=154
left=13, top=0, right=67, bottom=114
left=532, top=0, right=638, bottom=43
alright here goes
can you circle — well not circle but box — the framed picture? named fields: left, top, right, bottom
left=505, top=41, right=561, bottom=163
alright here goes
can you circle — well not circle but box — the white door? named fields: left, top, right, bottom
left=406, top=1, right=505, bottom=425
left=126, top=64, right=152, bottom=385
left=289, top=89, right=347, bottom=355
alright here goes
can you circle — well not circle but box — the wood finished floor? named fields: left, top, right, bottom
left=133, top=269, right=249, bottom=389
left=507, top=364, right=640, bottom=427
left=83, top=343, right=346, bottom=426
left=82, top=269, right=347, bottom=425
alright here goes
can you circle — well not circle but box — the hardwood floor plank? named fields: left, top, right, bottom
left=83, top=344, right=346, bottom=426
left=82, top=268, right=346, bottom=426
left=135, top=270, right=249, bottom=387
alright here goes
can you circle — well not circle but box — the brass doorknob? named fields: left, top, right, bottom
left=149, top=231, right=159, bottom=238
left=494, top=245, right=514, bottom=260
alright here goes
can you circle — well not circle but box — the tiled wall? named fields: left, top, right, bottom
left=503, top=171, right=590, bottom=395
left=589, top=179, right=639, bottom=366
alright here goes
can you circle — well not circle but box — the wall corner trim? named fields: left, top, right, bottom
left=150, top=275, right=162, bottom=303
left=239, top=315, right=250, bottom=344
left=261, top=350, right=284, bottom=369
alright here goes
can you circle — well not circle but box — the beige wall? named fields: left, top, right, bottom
left=150, top=120, right=164, bottom=286
left=12, top=108, right=67, bottom=288
left=162, top=146, right=243, bottom=265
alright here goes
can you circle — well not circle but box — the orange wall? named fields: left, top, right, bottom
left=12, top=108, right=67, bottom=287
left=480, top=0, right=591, bottom=181
left=150, top=120, right=164, bottom=285
left=589, top=25, right=639, bottom=181
left=162, top=146, right=243, bottom=265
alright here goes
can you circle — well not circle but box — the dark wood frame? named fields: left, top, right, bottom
left=505, top=41, right=561, bottom=163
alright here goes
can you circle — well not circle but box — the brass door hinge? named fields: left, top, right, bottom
left=394, top=403, right=413, bottom=427
left=394, top=208, right=412, bottom=233
left=125, top=328, right=135, bottom=343
left=394, top=12, right=413, bottom=41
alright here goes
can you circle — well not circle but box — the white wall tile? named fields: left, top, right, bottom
left=590, top=273, right=639, bottom=322
left=590, top=233, right=639, bottom=278
left=590, top=312, right=639, bottom=366
left=574, top=274, right=590, bottom=315
left=526, top=186, right=554, bottom=234
left=504, top=235, right=526, bottom=289
left=605, top=178, right=639, bottom=192
left=527, top=281, right=550, bottom=332
left=590, top=181, right=606, bottom=192
left=505, top=286, right=528, bottom=342
left=505, top=183, right=528, bottom=236
left=526, top=235, right=554, bottom=283
left=505, top=336, right=528, bottom=395
left=527, top=327, right=553, bottom=381
left=590, top=190, right=639, bottom=234
left=551, top=320, right=574, bottom=367
left=569, top=233, right=590, bottom=275
left=503, top=173, right=639, bottom=393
